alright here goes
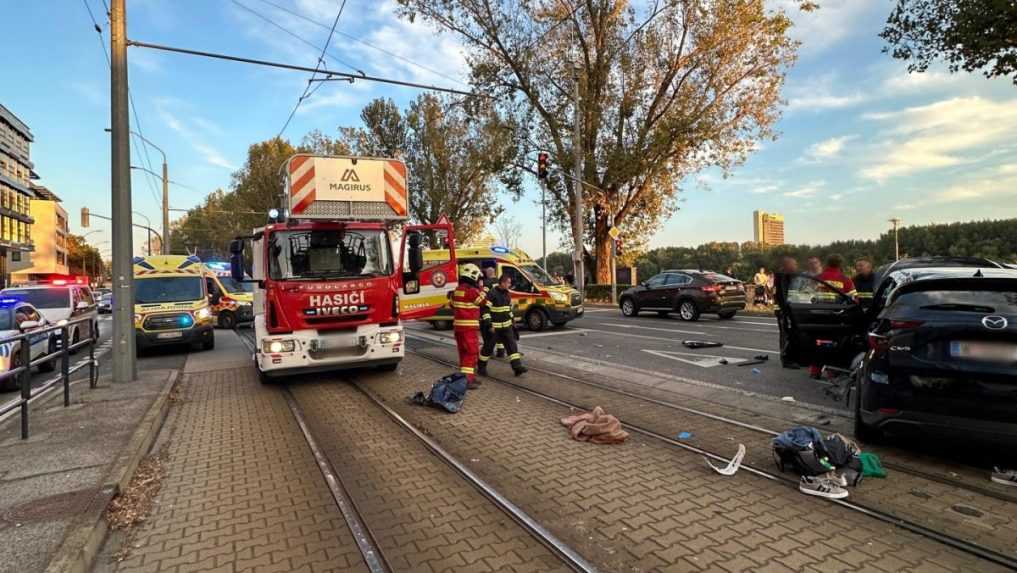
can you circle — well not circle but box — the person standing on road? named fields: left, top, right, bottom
left=451, top=263, right=486, bottom=389
left=806, top=256, right=823, bottom=277
left=775, top=256, right=802, bottom=369
left=478, top=273, right=528, bottom=377
left=753, top=267, right=769, bottom=305
left=478, top=265, right=505, bottom=368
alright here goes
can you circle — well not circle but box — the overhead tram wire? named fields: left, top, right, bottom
left=127, top=40, right=486, bottom=98
left=82, top=0, right=162, bottom=208
left=251, top=0, right=468, bottom=88
left=277, top=0, right=347, bottom=139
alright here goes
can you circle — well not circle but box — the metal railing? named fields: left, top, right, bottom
left=0, top=316, right=99, bottom=439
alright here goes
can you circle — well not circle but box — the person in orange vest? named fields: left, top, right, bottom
left=450, top=263, right=485, bottom=389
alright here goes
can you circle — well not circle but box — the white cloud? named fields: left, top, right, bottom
left=751, top=184, right=780, bottom=194
left=155, top=99, right=237, bottom=171
left=861, top=96, right=1017, bottom=181
left=881, top=70, right=961, bottom=95
left=785, top=73, right=868, bottom=112
left=801, top=135, right=857, bottom=162
left=769, top=0, right=880, bottom=55
left=932, top=174, right=1017, bottom=204
left=784, top=180, right=825, bottom=198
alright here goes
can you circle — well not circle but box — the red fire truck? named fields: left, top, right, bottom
left=229, top=154, right=457, bottom=382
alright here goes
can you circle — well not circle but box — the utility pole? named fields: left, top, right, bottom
left=540, top=178, right=547, bottom=273
left=572, top=68, right=584, bottom=293
left=111, top=0, right=136, bottom=381
left=889, top=218, right=902, bottom=261
left=162, top=161, right=169, bottom=253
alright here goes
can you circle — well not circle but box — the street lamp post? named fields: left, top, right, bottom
left=133, top=211, right=153, bottom=254
left=105, top=129, right=169, bottom=255
left=81, top=231, right=103, bottom=283
left=889, top=218, right=903, bottom=261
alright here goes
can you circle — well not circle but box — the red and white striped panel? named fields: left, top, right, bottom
left=289, top=156, right=316, bottom=215
left=384, top=160, right=407, bottom=216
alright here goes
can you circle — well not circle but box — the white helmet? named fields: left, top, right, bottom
left=459, top=263, right=482, bottom=283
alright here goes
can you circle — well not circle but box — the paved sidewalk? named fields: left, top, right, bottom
left=0, top=363, right=174, bottom=573
left=103, top=332, right=366, bottom=573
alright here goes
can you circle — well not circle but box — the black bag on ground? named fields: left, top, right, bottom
left=410, top=373, right=468, bottom=413
left=772, top=426, right=835, bottom=476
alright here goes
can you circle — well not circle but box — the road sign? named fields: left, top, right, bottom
left=608, top=226, right=620, bottom=240
left=436, top=214, right=450, bottom=225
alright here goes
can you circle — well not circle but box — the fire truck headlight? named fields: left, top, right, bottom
left=194, top=307, right=212, bottom=320
left=379, top=331, right=401, bottom=344
left=264, top=339, right=295, bottom=353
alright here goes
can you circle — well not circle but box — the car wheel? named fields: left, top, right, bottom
left=526, top=308, right=548, bottom=331
left=853, top=371, right=882, bottom=443
left=218, top=311, right=236, bottom=330
left=718, top=310, right=737, bottom=320
left=257, top=366, right=273, bottom=385
left=677, top=300, right=700, bottom=321
left=620, top=298, right=638, bottom=317
left=38, top=339, right=57, bottom=373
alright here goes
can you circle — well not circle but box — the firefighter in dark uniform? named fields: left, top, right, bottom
left=478, top=273, right=528, bottom=377
left=479, top=265, right=505, bottom=360
left=451, top=263, right=485, bottom=389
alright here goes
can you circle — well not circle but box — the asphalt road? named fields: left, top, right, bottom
left=408, top=304, right=847, bottom=412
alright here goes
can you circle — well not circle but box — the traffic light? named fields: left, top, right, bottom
left=81, top=207, right=89, bottom=228
left=616, top=239, right=623, bottom=256
left=537, top=152, right=549, bottom=180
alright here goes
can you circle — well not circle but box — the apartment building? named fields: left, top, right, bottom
left=10, top=185, right=69, bottom=283
left=0, top=104, right=36, bottom=287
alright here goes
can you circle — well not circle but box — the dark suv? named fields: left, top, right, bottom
left=776, top=266, right=1017, bottom=447
left=619, top=270, right=745, bottom=321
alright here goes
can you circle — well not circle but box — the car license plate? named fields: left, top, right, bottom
left=157, top=332, right=183, bottom=340
left=950, top=341, right=1017, bottom=362
left=725, top=286, right=738, bottom=292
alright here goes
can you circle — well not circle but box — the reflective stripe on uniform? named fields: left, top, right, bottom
left=492, top=320, right=513, bottom=328
left=454, top=319, right=480, bottom=327
left=453, top=290, right=465, bottom=297
left=451, top=301, right=479, bottom=309
left=474, top=294, right=486, bottom=305
left=460, top=366, right=475, bottom=374
left=509, top=353, right=522, bottom=361
left=478, top=354, right=490, bottom=362
left=488, top=305, right=511, bottom=312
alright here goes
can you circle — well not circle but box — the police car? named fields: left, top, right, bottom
left=0, top=299, right=56, bottom=391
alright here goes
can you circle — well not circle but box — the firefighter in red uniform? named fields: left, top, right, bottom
left=451, top=263, right=485, bottom=389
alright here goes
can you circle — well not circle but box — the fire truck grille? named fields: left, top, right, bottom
left=144, top=313, right=190, bottom=331
left=301, top=201, right=403, bottom=219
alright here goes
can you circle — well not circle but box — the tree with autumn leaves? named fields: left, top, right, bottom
left=397, top=0, right=805, bottom=283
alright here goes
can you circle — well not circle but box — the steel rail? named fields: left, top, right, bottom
left=409, top=349, right=1017, bottom=571
left=351, top=381, right=601, bottom=573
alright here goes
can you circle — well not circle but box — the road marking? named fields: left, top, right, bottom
left=582, top=327, right=779, bottom=353
left=600, top=319, right=772, bottom=335
left=596, top=322, right=706, bottom=335
left=581, top=308, right=615, bottom=313
left=521, top=329, right=591, bottom=339
left=642, top=349, right=748, bottom=368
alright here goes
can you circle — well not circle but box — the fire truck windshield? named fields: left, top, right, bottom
left=268, top=229, right=393, bottom=281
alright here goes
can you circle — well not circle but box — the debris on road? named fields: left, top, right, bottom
left=737, top=359, right=767, bottom=367
left=560, top=406, right=629, bottom=444
left=859, top=452, right=887, bottom=478
left=410, top=373, right=468, bottom=413
left=705, top=444, right=746, bottom=476
left=677, top=431, right=693, bottom=440
left=107, top=451, right=168, bottom=562
left=753, top=354, right=769, bottom=361
left=781, top=396, right=796, bottom=402
left=683, top=340, right=724, bottom=349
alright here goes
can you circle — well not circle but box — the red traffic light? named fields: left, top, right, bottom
left=537, top=152, right=549, bottom=179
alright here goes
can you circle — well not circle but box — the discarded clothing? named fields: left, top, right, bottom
left=859, top=452, right=887, bottom=478
left=706, top=444, right=746, bottom=476
left=410, top=373, right=468, bottom=413
left=683, top=340, right=724, bottom=349
left=772, top=426, right=835, bottom=477
left=560, top=406, right=629, bottom=444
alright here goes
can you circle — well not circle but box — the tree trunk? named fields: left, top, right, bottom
left=594, top=215, right=612, bottom=284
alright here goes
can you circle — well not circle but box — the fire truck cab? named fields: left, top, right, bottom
left=230, top=154, right=456, bottom=382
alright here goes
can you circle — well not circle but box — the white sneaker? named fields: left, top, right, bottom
left=800, top=476, right=849, bottom=499
left=991, top=467, right=1017, bottom=487
left=825, top=471, right=848, bottom=487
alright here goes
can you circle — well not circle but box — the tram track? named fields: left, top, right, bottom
left=409, top=348, right=1017, bottom=571
left=238, top=327, right=601, bottom=573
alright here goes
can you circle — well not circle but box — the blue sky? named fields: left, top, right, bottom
left=2, top=0, right=1015, bottom=259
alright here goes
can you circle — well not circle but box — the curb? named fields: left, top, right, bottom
left=44, top=369, right=180, bottom=573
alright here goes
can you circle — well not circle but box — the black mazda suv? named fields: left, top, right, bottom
left=776, top=266, right=1017, bottom=448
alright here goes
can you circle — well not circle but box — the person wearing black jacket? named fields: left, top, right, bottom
left=478, top=273, right=527, bottom=377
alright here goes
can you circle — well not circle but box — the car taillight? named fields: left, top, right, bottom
left=890, top=319, right=925, bottom=330
left=701, top=285, right=720, bottom=293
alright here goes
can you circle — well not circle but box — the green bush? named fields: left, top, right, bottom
left=584, top=284, right=628, bottom=303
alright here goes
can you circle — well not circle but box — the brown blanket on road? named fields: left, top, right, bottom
left=560, top=406, right=629, bottom=444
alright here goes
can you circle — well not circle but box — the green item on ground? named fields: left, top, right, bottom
left=859, top=452, right=887, bottom=478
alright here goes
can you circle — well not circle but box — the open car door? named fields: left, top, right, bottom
left=776, top=273, right=868, bottom=367
left=398, top=222, right=457, bottom=321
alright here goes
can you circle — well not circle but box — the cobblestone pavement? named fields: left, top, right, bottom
left=289, top=381, right=569, bottom=573
left=409, top=343, right=1017, bottom=563
left=112, top=368, right=368, bottom=573
left=368, top=351, right=1009, bottom=572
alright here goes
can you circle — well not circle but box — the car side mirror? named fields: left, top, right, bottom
left=19, top=320, right=39, bottom=330
left=76, top=301, right=89, bottom=310
left=640, top=281, right=648, bottom=288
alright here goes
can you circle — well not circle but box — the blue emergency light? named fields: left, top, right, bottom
left=491, top=246, right=510, bottom=254
left=0, top=298, right=18, bottom=305
left=178, top=315, right=194, bottom=327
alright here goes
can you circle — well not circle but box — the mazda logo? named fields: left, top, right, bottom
left=982, top=315, right=1009, bottom=330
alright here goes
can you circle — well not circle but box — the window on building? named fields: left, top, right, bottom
left=57, top=251, right=65, bottom=265
left=2, top=217, right=9, bottom=241
left=11, top=251, right=20, bottom=262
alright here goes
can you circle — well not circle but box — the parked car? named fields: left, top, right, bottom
left=0, top=283, right=99, bottom=353
left=873, top=256, right=1003, bottom=287
left=619, top=270, right=745, bottom=321
left=0, top=299, right=56, bottom=390
left=777, top=266, right=1017, bottom=448
left=98, top=293, right=113, bottom=314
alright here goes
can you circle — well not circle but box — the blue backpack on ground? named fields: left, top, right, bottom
left=410, top=373, right=468, bottom=413
left=772, top=426, right=835, bottom=476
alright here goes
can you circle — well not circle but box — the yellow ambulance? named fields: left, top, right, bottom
left=420, top=244, right=583, bottom=331
left=133, top=255, right=215, bottom=351
left=202, top=261, right=255, bottom=329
